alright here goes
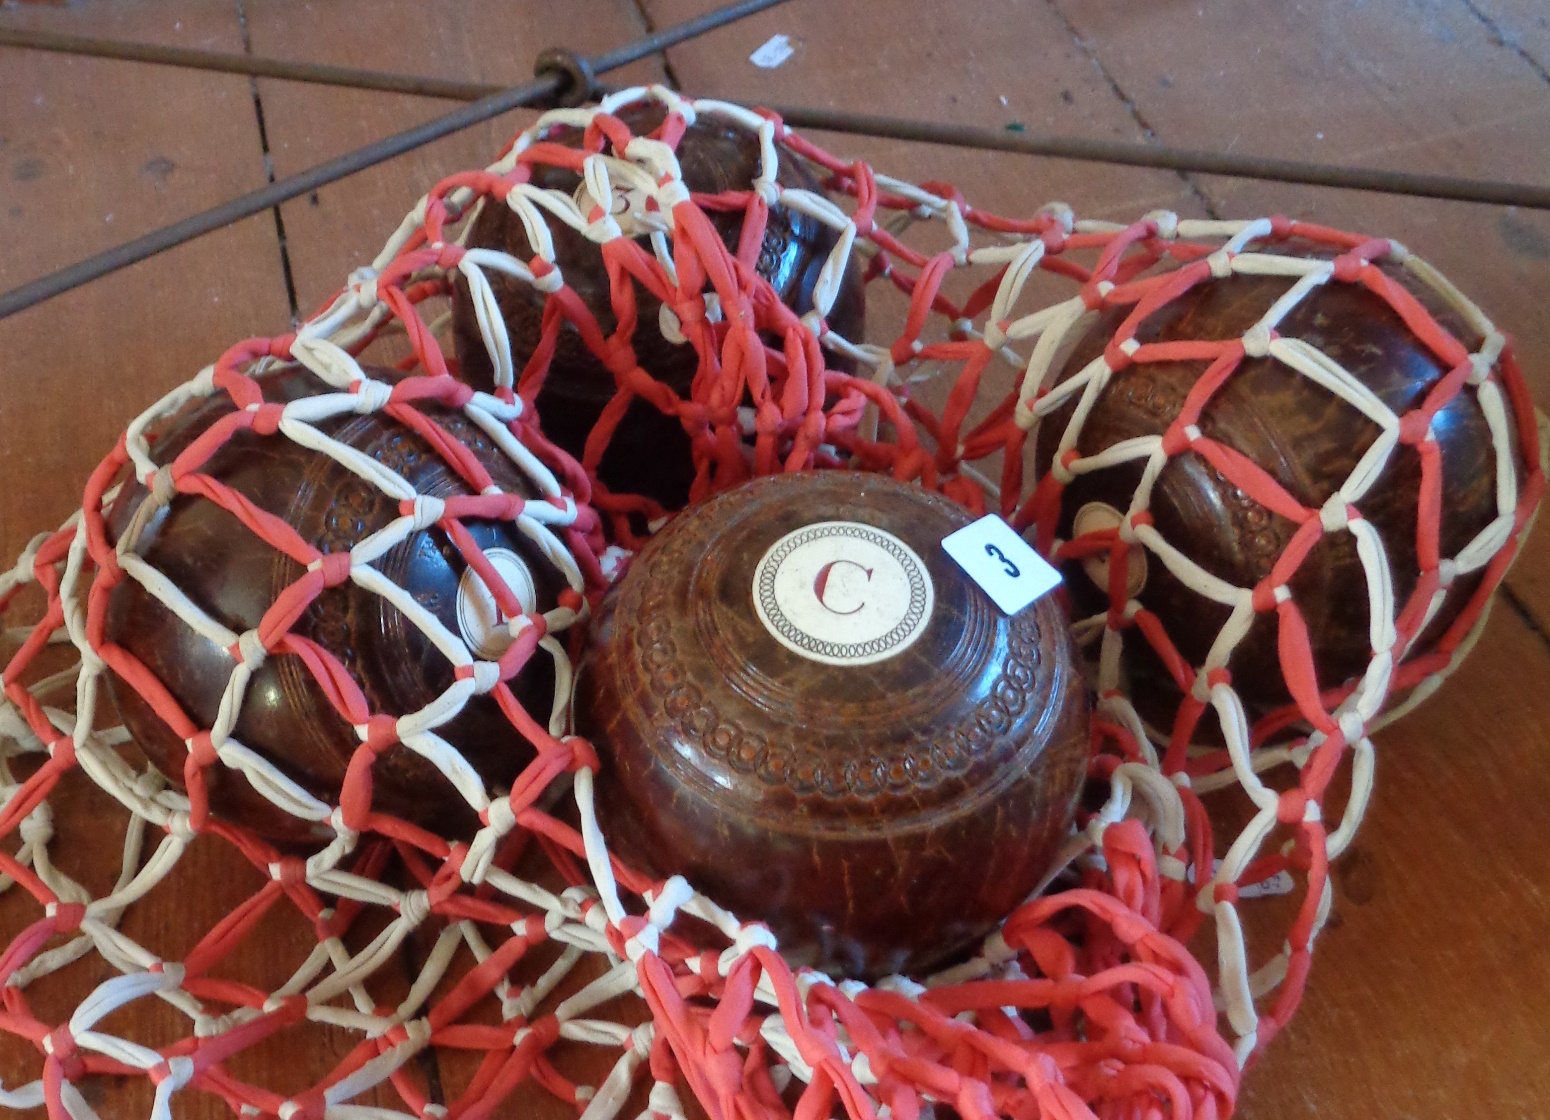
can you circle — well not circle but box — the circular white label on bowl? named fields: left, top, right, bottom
left=752, top=521, right=934, bottom=667
left=1071, top=501, right=1148, bottom=598
left=456, top=547, right=538, bottom=660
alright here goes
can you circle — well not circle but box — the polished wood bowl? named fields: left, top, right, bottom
left=1034, top=246, right=1513, bottom=721
left=105, top=367, right=569, bottom=844
left=451, top=102, right=866, bottom=508
left=577, top=471, right=1089, bottom=978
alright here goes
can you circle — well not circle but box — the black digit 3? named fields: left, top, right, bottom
left=984, top=543, right=1019, bottom=578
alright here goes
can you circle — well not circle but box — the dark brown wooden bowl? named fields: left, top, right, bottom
left=451, top=102, right=867, bottom=509
left=576, top=471, right=1090, bottom=978
left=1034, top=247, right=1512, bottom=723
left=105, top=366, right=569, bottom=845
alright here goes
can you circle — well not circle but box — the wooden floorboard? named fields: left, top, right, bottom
left=1238, top=603, right=1550, bottom=1120
left=643, top=0, right=1204, bottom=222
left=1459, top=0, right=1550, bottom=79
left=242, top=0, right=666, bottom=315
left=0, top=0, right=292, bottom=563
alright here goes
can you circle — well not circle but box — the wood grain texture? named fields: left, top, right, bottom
left=0, top=0, right=292, bottom=564
left=1237, top=603, right=1550, bottom=1119
left=240, top=0, right=667, bottom=316
left=1420, top=0, right=1550, bottom=91
left=642, top=0, right=1207, bottom=223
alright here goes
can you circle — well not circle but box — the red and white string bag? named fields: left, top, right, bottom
left=2, top=85, right=1544, bottom=1120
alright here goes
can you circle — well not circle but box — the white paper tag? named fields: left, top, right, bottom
left=942, top=514, right=1061, bottom=616
left=749, top=34, right=795, bottom=69
left=1238, top=871, right=1296, bottom=900
left=573, top=180, right=657, bottom=238
left=456, top=547, right=537, bottom=660
left=1192, top=858, right=1295, bottom=900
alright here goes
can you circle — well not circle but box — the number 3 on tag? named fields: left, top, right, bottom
left=941, top=515, right=1061, bottom=616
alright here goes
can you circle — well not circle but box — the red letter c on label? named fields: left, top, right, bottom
left=813, top=560, right=872, bottom=615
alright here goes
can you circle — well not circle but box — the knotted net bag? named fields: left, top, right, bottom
left=1, top=86, right=1543, bottom=1120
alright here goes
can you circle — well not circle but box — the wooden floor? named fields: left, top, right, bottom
left=2, top=0, right=1548, bottom=1117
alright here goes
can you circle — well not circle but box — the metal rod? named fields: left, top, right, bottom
left=6, top=24, right=1548, bottom=214
left=0, top=77, right=556, bottom=321
left=0, top=0, right=790, bottom=322
left=0, top=25, right=502, bottom=100
left=765, top=106, right=1550, bottom=212
left=8, top=21, right=1549, bottom=217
